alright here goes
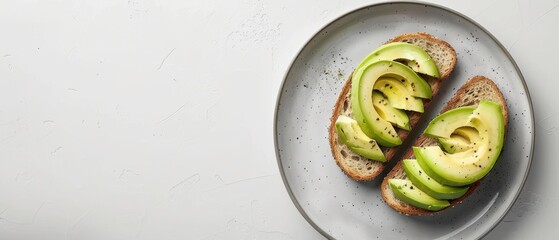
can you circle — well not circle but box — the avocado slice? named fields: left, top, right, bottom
left=423, top=106, right=476, bottom=138
left=402, top=159, right=469, bottom=199
left=351, top=60, right=431, bottom=147
left=356, top=42, right=440, bottom=78
left=388, top=179, right=450, bottom=211
left=335, top=115, right=386, bottom=162
left=374, top=77, right=424, bottom=113
left=439, top=134, right=470, bottom=154
left=414, top=101, right=505, bottom=186
left=439, top=127, right=481, bottom=154
left=372, top=91, right=410, bottom=130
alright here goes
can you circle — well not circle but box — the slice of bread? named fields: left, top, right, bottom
left=328, top=33, right=457, bottom=181
left=381, top=76, right=509, bottom=215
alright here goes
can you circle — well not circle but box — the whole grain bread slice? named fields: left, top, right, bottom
left=328, top=33, right=457, bottom=181
left=380, top=76, right=509, bottom=215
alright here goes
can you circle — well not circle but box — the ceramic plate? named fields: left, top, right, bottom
left=274, top=2, right=534, bottom=239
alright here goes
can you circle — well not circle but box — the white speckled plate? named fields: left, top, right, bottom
left=274, top=2, right=534, bottom=239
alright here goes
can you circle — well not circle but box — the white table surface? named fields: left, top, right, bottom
left=0, top=0, right=557, bottom=239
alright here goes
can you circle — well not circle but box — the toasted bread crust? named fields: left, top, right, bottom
left=328, top=33, right=457, bottom=181
left=381, top=76, right=509, bottom=215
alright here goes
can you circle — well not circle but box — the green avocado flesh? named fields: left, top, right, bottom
left=373, top=91, right=411, bottom=131
left=356, top=42, right=440, bottom=78
left=373, top=77, right=424, bottom=113
left=402, top=159, right=469, bottom=199
left=335, top=115, right=386, bottom=162
left=414, top=101, right=505, bottom=186
left=372, top=91, right=410, bottom=130
left=439, top=127, right=481, bottom=154
left=424, top=106, right=476, bottom=138
left=388, top=179, right=450, bottom=211
left=353, top=60, right=432, bottom=100
left=351, top=60, right=432, bottom=147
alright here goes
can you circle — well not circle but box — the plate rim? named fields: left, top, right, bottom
left=273, top=1, right=535, bottom=239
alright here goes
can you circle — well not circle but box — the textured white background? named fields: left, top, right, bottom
left=0, top=0, right=556, bottom=239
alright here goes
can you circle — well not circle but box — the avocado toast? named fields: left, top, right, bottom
left=328, top=33, right=457, bottom=181
left=381, top=76, right=508, bottom=215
